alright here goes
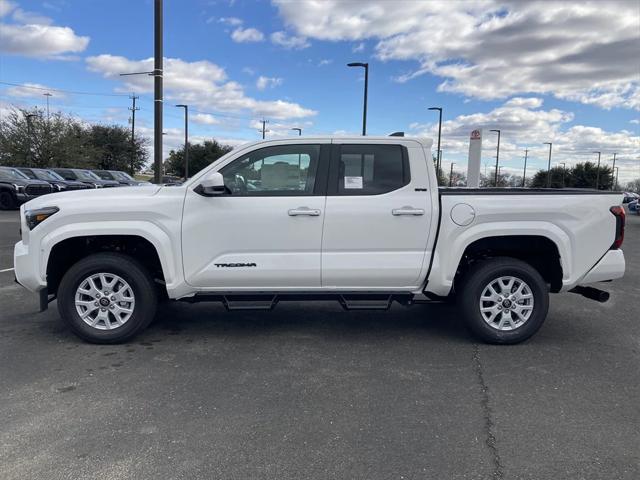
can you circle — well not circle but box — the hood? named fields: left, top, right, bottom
left=24, top=184, right=163, bottom=210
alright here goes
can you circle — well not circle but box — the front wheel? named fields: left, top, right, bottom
left=458, top=257, right=549, bottom=344
left=57, top=253, right=158, bottom=343
left=0, top=191, right=16, bottom=210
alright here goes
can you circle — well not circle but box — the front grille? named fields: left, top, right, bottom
left=103, top=184, right=117, bottom=188
left=67, top=184, right=90, bottom=190
left=25, top=184, right=53, bottom=196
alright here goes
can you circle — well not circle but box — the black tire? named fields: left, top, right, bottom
left=458, top=257, right=549, bottom=344
left=57, top=252, right=158, bottom=344
left=0, top=190, right=16, bottom=210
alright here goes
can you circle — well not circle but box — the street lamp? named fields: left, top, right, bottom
left=559, top=162, right=566, bottom=187
left=175, top=104, right=189, bottom=179
left=24, top=112, right=38, bottom=166
left=593, top=151, right=601, bottom=189
left=614, top=167, right=619, bottom=191
left=449, top=162, right=456, bottom=187
left=347, top=62, right=369, bottom=135
left=428, top=107, right=443, bottom=176
left=490, top=129, right=501, bottom=186
left=291, top=128, right=302, bottom=136
left=522, top=149, right=529, bottom=188
left=610, top=153, right=617, bottom=190
left=543, top=142, right=553, bottom=187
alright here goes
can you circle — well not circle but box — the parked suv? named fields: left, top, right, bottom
left=51, top=168, right=120, bottom=188
left=18, top=167, right=91, bottom=192
left=92, top=169, right=151, bottom=186
left=0, top=166, right=53, bottom=209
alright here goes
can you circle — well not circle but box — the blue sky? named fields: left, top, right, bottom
left=1, top=0, right=638, bottom=183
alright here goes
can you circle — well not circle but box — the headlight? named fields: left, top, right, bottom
left=94, top=183, right=103, bottom=188
left=13, top=184, right=24, bottom=192
left=55, top=184, right=67, bottom=191
left=25, top=207, right=59, bottom=230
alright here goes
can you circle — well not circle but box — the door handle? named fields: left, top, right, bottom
left=392, top=206, right=425, bottom=216
left=288, top=207, right=321, bottom=216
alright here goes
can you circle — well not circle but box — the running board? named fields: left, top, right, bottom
left=182, top=292, right=414, bottom=311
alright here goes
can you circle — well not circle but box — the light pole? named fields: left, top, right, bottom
left=593, top=151, right=601, bottom=189
left=347, top=62, right=368, bottom=135
left=291, top=128, right=302, bottom=136
left=25, top=113, right=38, bottom=166
left=175, top=104, right=189, bottom=179
left=490, top=129, right=501, bottom=186
left=449, top=162, right=456, bottom=187
left=614, top=167, right=619, bottom=191
left=559, top=162, right=566, bottom=187
left=543, top=142, right=553, bottom=187
left=610, top=153, right=617, bottom=190
left=522, top=149, right=529, bottom=187
left=428, top=107, right=442, bottom=177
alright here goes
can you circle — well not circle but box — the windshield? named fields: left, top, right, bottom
left=75, top=170, right=102, bottom=181
left=0, top=167, right=29, bottom=180
left=93, top=171, right=114, bottom=180
left=0, top=171, right=16, bottom=181
left=111, top=171, right=134, bottom=181
left=35, top=169, right=65, bottom=181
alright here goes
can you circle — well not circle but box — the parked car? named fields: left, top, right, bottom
left=628, top=199, right=638, bottom=213
left=622, top=192, right=639, bottom=203
left=18, top=167, right=92, bottom=192
left=51, top=168, right=120, bottom=188
left=92, top=169, right=152, bottom=186
left=13, top=137, right=626, bottom=344
left=0, top=166, right=53, bottom=210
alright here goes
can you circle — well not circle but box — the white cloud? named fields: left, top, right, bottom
left=352, top=42, right=365, bottom=53
left=407, top=97, right=640, bottom=183
left=3, top=82, right=64, bottom=99
left=318, top=59, right=332, bottom=67
left=86, top=54, right=316, bottom=120
left=270, top=31, right=310, bottom=50
left=231, top=27, right=264, bottom=43
left=630, top=119, right=640, bottom=125
left=216, top=16, right=243, bottom=26
left=256, top=76, right=283, bottom=91
left=192, top=113, right=220, bottom=125
left=0, top=1, right=89, bottom=58
left=274, top=0, right=640, bottom=110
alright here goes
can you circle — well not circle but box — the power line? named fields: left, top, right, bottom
left=0, top=80, right=130, bottom=98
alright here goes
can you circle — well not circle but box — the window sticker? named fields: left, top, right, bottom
left=344, top=176, right=363, bottom=189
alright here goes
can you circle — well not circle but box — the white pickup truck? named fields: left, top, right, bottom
left=14, top=136, right=626, bottom=344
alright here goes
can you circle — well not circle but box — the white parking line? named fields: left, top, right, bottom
left=0, top=267, right=15, bottom=273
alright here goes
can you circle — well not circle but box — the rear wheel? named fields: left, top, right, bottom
left=0, top=191, right=16, bottom=210
left=458, top=257, right=549, bottom=344
left=57, top=253, right=157, bottom=343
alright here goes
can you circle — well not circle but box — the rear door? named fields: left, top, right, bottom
left=181, top=143, right=330, bottom=289
left=321, top=142, right=433, bottom=289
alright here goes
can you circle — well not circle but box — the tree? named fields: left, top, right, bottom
left=0, top=107, right=148, bottom=172
left=624, top=179, right=640, bottom=193
left=530, top=162, right=613, bottom=189
left=165, top=140, right=233, bottom=177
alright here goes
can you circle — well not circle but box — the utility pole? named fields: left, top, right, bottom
left=560, top=162, right=566, bottom=187
left=449, top=162, right=456, bottom=187
left=593, top=151, right=601, bottom=189
left=129, top=94, right=139, bottom=176
left=490, top=129, right=501, bottom=186
left=428, top=107, right=443, bottom=177
left=153, top=0, right=163, bottom=184
left=544, top=142, right=553, bottom=187
left=261, top=119, right=268, bottom=139
left=175, top=104, right=189, bottom=179
left=611, top=153, right=617, bottom=190
left=43, top=92, right=52, bottom=121
left=522, top=149, right=529, bottom=187
left=25, top=113, right=38, bottom=166
left=614, top=167, right=619, bottom=191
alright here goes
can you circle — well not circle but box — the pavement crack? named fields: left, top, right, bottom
left=473, top=344, right=504, bottom=480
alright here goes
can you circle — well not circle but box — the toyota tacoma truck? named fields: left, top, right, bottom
left=13, top=137, right=626, bottom=344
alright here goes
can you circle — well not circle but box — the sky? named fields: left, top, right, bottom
left=0, top=0, right=639, bottom=184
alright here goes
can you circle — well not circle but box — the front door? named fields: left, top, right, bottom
left=182, top=143, right=328, bottom=289
left=321, top=143, right=433, bottom=289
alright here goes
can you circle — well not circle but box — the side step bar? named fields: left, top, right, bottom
left=182, top=292, right=415, bottom=311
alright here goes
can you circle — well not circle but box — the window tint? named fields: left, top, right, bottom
left=336, top=144, right=409, bottom=195
left=93, top=171, right=113, bottom=180
left=221, top=144, right=320, bottom=196
left=55, top=169, right=76, bottom=180
left=19, top=168, right=37, bottom=179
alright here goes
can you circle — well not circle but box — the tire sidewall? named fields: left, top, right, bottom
left=461, top=259, right=549, bottom=344
left=58, top=253, right=157, bottom=343
left=0, top=191, right=16, bottom=210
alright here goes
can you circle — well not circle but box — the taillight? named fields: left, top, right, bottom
left=609, top=206, right=625, bottom=249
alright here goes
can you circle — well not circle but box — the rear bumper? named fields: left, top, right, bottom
left=579, top=249, right=625, bottom=285
left=14, top=240, right=46, bottom=293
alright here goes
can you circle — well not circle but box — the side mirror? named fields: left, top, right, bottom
left=195, top=172, right=226, bottom=197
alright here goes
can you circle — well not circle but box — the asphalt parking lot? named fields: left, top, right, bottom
left=0, top=209, right=638, bottom=480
